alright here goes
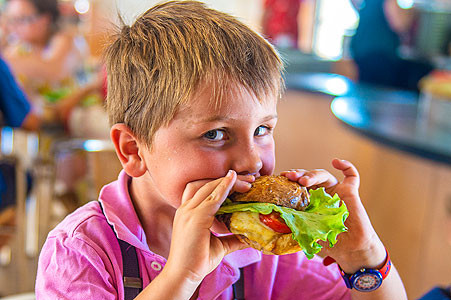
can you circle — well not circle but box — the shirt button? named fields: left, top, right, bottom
left=151, top=261, right=162, bottom=271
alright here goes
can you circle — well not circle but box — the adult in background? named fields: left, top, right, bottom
left=350, top=0, right=433, bottom=91
left=2, top=0, right=109, bottom=213
left=0, top=55, right=100, bottom=249
left=0, top=55, right=38, bottom=250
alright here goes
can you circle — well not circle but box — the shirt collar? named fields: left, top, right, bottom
left=99, top=170, right=149, bottom=252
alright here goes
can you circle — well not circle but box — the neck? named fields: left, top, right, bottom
left=129, top=176, right=176, bottom=259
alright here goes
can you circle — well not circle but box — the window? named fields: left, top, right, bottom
left=313, top=0, right=359, bottom=59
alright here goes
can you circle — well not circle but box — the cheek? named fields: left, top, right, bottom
left=155, top=149, right=229, bottom=206
left=30, top=25, right=44, bottom=37
left=180, top=149, right=229, bottom=179
left=17, top=26, right=35, bottom=39
left=260, top=143, right=276, bottom=176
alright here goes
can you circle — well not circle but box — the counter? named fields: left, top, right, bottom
left=331, top=89, right=451, bottom=165
left=286, top=72, right=451, bottom=164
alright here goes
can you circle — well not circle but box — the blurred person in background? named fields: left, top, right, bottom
left=0, top=55, right=39, bottom=131
left=1, top=0, right=88, bottom=101
left=0, top=54, right=36, bottom=251
left=2, top=0, right=109, bottom=213
left=349, top=0, right=433, bottom=91
left=0, top=54, right=102, bottom=250
left=262, top=0, right=301, bottom=49
left=1, top=0, right=104, bottom=133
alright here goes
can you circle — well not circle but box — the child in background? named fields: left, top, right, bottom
left=36, top=1, right=407, bottom=299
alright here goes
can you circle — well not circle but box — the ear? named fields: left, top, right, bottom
left=110, top=124, right=147, bottom=177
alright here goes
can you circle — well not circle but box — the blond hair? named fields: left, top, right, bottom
left=104, top=0, right=283, bottom=145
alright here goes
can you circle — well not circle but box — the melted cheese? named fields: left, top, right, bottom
left=229, top=211, right=279, bottom=247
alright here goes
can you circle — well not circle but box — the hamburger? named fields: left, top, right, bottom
left=216, top=175, right=349, bottom=258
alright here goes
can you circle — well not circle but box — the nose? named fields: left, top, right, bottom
left=232, top=141, right=263, bottom=176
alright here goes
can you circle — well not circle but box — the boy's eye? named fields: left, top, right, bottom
left=254, top=126, right=270, bottom=136
left=203, top=129, right=226, bottom=141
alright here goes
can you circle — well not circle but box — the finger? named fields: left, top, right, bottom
left=231, top=178, right=253, bottom=194
left=280, top=169, right=308, bottom=182
left=225, top=175, right=255, bottom=195
left=280, top=169, right=308, bottom=177
left=317, top=240, right=332, bottom=257
left=184, top=171, right=236, bottom=209
left=233, top=174, right=255, bottom=193
left=297, top=169, right=338, bottom=188
left=182, top=179, right=217, bottom=205
left=217, top=235, right=249, bottom=255
left=183, top=173, right=252, bottom=205
left=211, top=218, right=230, bottom=235
left=236, top=174, right=255, bottom=183
left=200, top=171, right=237, bottom=214
left=332, top=158, right=360, bottom=187
left=287, top=168, right=307, bottom=172
left=282, top=169, right=337, bottom=189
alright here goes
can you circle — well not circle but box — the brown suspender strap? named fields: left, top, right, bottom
left=118, top=238, right=142, bottom=298
left=98, top=201, right=142, bottom=300
left=233, top=267, right=245, bottom=300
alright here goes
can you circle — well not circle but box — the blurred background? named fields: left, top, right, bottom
left=0, top=0, right=449, bottom=299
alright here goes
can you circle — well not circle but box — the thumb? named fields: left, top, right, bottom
left=332, top=158, right=360, bottom=187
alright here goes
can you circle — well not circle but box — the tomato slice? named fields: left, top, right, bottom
left=259, top=211, right=291, bottom=234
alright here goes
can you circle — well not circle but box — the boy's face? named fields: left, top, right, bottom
left=140, top=82, right=278, bottom=208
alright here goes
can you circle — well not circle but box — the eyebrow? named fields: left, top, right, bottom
left=196, top=114, right=278, bottom=124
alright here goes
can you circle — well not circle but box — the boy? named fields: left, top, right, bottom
left=36, top=1, right=407, bottom=299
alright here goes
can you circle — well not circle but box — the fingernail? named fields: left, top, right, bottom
left=227, top=170, right=234, bottom=177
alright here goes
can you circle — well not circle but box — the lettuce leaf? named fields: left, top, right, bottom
left=216, top=188, right=348, bottom=259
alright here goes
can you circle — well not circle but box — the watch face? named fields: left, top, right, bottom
left=351, top=270, right=383, bottom=292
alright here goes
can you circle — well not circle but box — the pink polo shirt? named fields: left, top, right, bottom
left=36, top=170, right=351, bottom=300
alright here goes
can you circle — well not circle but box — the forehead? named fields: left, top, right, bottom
left=177, top=81, right=278, bottom=122
left=6, top=0, right=36, bottom=15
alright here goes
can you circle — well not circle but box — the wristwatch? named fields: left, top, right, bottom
left=339, top=249, right=392, bottom=292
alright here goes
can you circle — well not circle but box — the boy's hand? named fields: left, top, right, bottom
left=164, top=170, right=251, bottom=287
left=281, top=158, right=386, bottom=273
left=181, top=174, right=255, bottom=235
